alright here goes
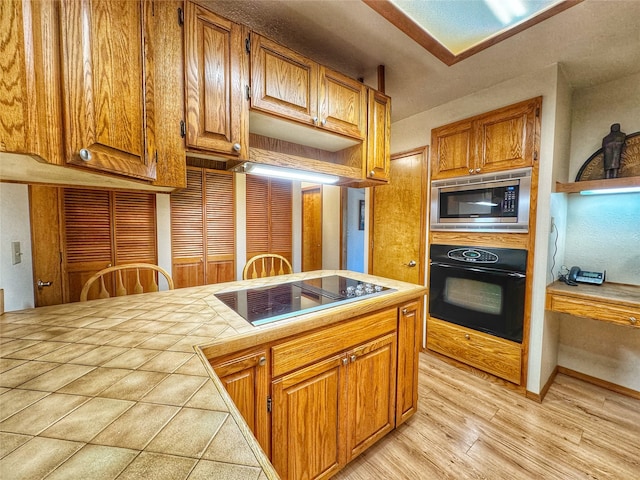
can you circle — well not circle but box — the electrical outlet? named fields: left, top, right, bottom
left=12, top=241, right=22, bottom=265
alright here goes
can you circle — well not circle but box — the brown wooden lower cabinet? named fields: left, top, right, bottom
left=209, top=302, right=422, bottom=480
left=426, top=316, right=522, bottom=384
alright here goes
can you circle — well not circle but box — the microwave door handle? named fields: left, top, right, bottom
left=430, top=261, right=525, bottom=277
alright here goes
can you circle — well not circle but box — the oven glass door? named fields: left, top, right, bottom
left=429, top=262, right=525, bottom=343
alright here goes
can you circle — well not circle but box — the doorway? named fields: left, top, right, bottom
left=342, top=188, right=366, bottom=272
left=302, top=186, right=322, bottom=271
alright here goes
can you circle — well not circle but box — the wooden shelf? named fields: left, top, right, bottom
left=555, top=176, right=640, bottom=193
left=546, top=281, right=640, bottom=327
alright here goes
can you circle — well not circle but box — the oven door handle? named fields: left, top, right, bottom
left=430, top=261, right=526, bottom=277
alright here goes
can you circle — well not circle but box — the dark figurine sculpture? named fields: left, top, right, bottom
left=602, top=123, right=626, bottom=179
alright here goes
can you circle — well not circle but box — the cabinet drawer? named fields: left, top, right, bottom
left=547, top=294, right=639, bottom=327
left=426, top=317, right=522, bottom=384
left=272, top=308, right=397, bottom=377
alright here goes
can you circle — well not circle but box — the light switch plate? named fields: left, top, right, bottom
left=12, top=241, right=22, bottom=265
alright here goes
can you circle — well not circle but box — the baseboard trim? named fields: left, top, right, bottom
left=557, top=366, right=640, bottom=400
left=526, top=366, right=558, bottom=403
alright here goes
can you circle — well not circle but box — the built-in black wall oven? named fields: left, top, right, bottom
left=429, top=244, right=527, bottom=343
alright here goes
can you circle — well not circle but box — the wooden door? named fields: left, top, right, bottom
left=184, top=2, right=248, bottom=157
left=59, top=0, right=156, bottom=180
left=365, top=89, right=391, bottom=182
left=346, top=333, right=396, bottom=461
left=29, top=186, right=64, bottom=307
left=302, top=187, right=322, bottom=271
left=370, top=147, right=427, bottom=284
left=476, top=96, right=541, bottom=174
left=430, top=119, right=474, bottom=180
left=271, top=354, right=346, bottom=480
left=250, top=34, right=318, bottom=125
left=396, top=300, right=421, bottom=425
left=318, top=66, right=366, bottom=139
left=212, top=349, right=271, bottom=457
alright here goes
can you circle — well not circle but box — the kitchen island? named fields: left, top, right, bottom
left=0, top=270, right=426, bottom=480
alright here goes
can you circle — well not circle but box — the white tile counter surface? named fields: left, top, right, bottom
left=0, top=270, right=426, bottom=480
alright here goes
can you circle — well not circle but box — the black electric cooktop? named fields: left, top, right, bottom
left=215, top=275, right=394, bottom=326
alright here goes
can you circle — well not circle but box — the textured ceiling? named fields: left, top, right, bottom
left=205, top=0, right=640, bottom=122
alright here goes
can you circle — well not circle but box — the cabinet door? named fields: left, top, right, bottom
left=396, top=301, right=421, bottom=425
left=365, top=89, right=391, bottom=182
left=318, top=67, right=366, bottom=139
left=59, top=0, right=156, bottom=180
left=476, top=97, right=541, bottom=174
left=272, top=354, right=346, bottom=480
left=430, top=119, right=474, bottom=180
left=212, top=349, right=271, bottom=457
left=251, top=34, right=318, bottom=126
left=184, top=2, right=248, bottom=157
left=346, top=333, right=397, bottom=461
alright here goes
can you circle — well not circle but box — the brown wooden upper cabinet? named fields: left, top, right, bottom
left=59, top=0, right=157, bottom=181
left=365, top=89, right=391, bottom=182
left=184, top=2, right=249, bottom=158
left=250, top=34, right=367, bottom=140
left=431, top=96, right=541, bottom=180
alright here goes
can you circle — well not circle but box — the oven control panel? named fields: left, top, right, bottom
left=448, top=248, right=499, bottom=263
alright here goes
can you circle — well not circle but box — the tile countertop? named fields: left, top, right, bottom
left=0, top=270, right=427, bottom=480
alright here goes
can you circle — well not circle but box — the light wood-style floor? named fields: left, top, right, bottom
left=335, top=353, right=640, bottom=479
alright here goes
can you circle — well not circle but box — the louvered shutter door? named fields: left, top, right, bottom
left=269, top=179, right=293, bottom=262
left=205, top=170, right=235, bottom=283
left=63, top=189, right=112, bottom=301
left=114, top=192, right=158, bottom=292
left=171, top=167, right=205, bottom=287
left=246, top=175, right=270, bottom=260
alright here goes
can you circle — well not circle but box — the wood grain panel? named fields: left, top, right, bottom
left=365, top=89, right=391, bottom=181
left=272, top=308, right=397, bottom=378
left=395, top=300, right=422, bottom=425
left=59, top=0, right=155, bottom=180
left=547, top=293, right=639, bottom=327
left=430, top=120, right=474, bottom=180
left=272, top=353, right=346, bottom=480
left=319, top=67, right=366, bottom=139
left=302, top=187, right=322, bottom=272
left=426, top=317, right=522, bottom=384
left=346, top=333, right=396, bottom=461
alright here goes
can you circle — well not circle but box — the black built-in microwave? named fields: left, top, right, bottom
left=430, top=167, right=531, bottom=232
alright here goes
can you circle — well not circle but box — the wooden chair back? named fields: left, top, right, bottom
left=243, top=254, right=293, bottom=280
left=79, top=263, right=174, bottom=302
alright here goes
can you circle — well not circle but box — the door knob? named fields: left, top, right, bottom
left=406, top=260, right=416, bottom=267
left=37, top=279, right=53, bottom=290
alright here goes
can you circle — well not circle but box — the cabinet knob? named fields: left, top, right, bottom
left=468, top=168, right=474, bottom=174
left=350, top=354, right=357, bottom=363
left=464, top=334, right=470, bottom=340
left=475, top=168, right=481, bottom=173
left=370, top=170, right=375, bottom=177
left=79, top=148, right=92, bottom=162
left=232, top=143, right=241, bottom=152
left=402, top=308, right=408, bottom=315
left=342, top=357, right=348, bottom=366
left=312, top=116, right=318, bottom=125
left=321, top=118, right=327, bottom=126
left=258, top=356, right=266, bottom=366
left=630, top=316, right=637, bottom=325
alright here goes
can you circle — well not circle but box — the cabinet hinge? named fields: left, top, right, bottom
left=180, top=120, right=186, bottom=138
left=154, top=150, right=158, bottom=163
left=245, top=85, right=251, bottom=100
left=535, top=107, right=540, bottom=117
left=245, top=34, right=251, bottom=54
left=533, top=151, right=538, bottom=161
left=177, top=7, right=184, bottom=26
left=267, top=396, right=272, bottom=413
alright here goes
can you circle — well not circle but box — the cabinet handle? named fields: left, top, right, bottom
left=630, top=316, right=637, bottom=325
left=350, top=354, right=357, bottom=363
left=258, top=356, right=266, bottom=366
left=464, top=334, right=470, bottom=340
left=79, top=148, right=92, bottom=162
left=232, top=143, right=241, bottom=152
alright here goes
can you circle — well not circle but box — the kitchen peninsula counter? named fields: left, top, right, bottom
left=0, top=270, right=426, bottom=480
